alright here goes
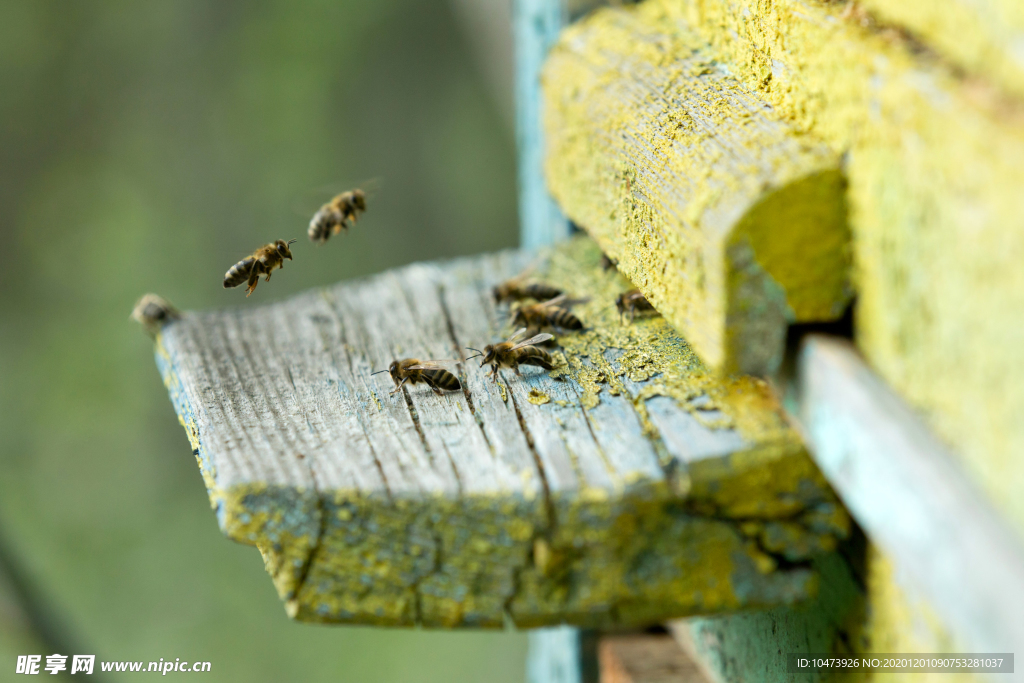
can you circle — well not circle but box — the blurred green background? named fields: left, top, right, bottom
left=0, top=0, right=525, bottom=680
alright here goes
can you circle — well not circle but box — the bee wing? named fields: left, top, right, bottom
left=500, top=272, right=527, bottom=287
left=509, top=333, right=554, bottom=351
left=507, top=259, right=546, bottom=282
left=291, top=177, right=383, bottom=217
left=541, top=295, right=589, bottom=308
left=506, top=327, right=528, bottom=343
left=539, top=294, right=567, bottom=307
left=405, top=360, right=458, bottom=370
left=352, top=176, right=382, bottom=197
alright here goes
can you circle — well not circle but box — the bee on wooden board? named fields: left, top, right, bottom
left=223, top=239, right=296, bottom=297
left=511, top=294, right=586, bottom=331
left=131, top=293, right=180, bottom=337
left=492, top=273, right=563, bottom=304
left=371, top=359, right=462, bottom=395
left=466, top=329, right=555, bottom=381
left=308, top=188, right=367, bottom=244
left=616, top=288, right=657, bottom=323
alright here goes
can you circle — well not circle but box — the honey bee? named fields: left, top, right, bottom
left=131, top=293, right=180, bottom=337
left=511, top=295, right=585, bottom=331
left=466, top=329, right=555, bottom=381
left=615, top=289, right=657, bottom=323
left=223, top=239, right=296, bottom=297
left=371, top=359, right=462, bottom=395
left=492, top=273, right=563, bottom=303
left=308, top=189, right=367, bottom=244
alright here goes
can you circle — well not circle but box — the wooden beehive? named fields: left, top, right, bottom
left=141, top=0, right=1024, bottom=680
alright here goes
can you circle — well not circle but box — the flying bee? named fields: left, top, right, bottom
left=615, top=288, right=657, bottom=323
left=223, top=239, right=296, bottom=297
left=371, top=359, right=462, bottom=395
left=308, top=188, right=367, bottom=244
left=511, top=294, right=586, bottom=331
left=131, top=293, right=180, bottom=337
left=467, top=329, right=555, bottom=381
left=492, top=273, right=563, bottom=303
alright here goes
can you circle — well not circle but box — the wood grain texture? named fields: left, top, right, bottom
left=542, top=5, right=850, bottom=376
left=150, top=237, right=847, bottom=628
left=797, top=335, right=1024, bottom=653
left=600, top=634, right=710, bottom=683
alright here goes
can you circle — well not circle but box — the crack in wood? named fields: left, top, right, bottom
left=401, top=386, right=434, bottom=461
left=194, top=312, right=268, bottom=462
left=290, top=462, right=326, bottom=607
left=152, top=244, right=839, bottom=626
left=310, top=293, right=394, bottom=499
left=509, top=388, right=557, bottom=535
left=439, top=441, right=463, bottom=496
left=566, top=368, right=618, bottom=482
left=436, top=282, right=495, bottom=456
left=317, top=289, right=359, bottom=377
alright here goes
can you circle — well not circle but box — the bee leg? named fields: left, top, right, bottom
left=245, top=274, right=259, bottom=297
left=389, top=378, right=408, bottom=395
left=514, top=366, right=522, bottom=377
left=431, top=386, right=443, bottom=396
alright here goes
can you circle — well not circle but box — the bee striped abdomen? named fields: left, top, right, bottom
left=523, top=283, right=562, bottom=301
left=517, top=347, right=554, bottom=370
left=223, top=257, right=256, bottom=288
left=547, top=307, right=583, bottom=330
left=423, top=369, right=462, bottom=392
left=308, top=208, right=342, bottom=244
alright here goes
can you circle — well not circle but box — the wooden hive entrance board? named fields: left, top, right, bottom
left=543, top=5, right=851, bottom=377
left=150, top=237, right=847, bottom=628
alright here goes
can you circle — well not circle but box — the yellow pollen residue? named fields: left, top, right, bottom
left=527, top=389, right=551, bottom=405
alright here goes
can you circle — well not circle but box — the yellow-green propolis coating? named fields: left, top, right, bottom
left=154, top=238, right=848, bottom=628
left=661, top=0, right=1024, bottom=543
left=509, top=238, right=847, bottom=626
left=863, top=547, right=986, bottom=683
left=538, top=238, right=844, bottom=526
left=285, top=239, right=844, bottom=627
left=856, top=0, right=1024, bottom=100
left=542, top=5, right=851, bottom=376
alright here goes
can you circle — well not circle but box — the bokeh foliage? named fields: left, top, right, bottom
left=0, top=1, right=524, bottom=680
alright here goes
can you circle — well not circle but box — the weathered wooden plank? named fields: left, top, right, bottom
left=515, top=0, right=571, bottom=249
left=855, top=0, right=1024, bottom=99
left=149, top=237, right=847, bottom=628
left=669, top=0, right=1024, bottom=545
left=599, top=633, right=710, bottom=683
left=516, top=1, right=584, bottom=668
left=542, top=5, right=850, bottom=376
left=668, top=551, right=865, bottom=683
left=796, top=335, right=1024, bottom=653
left=528, top=626, right=598, bottom=683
